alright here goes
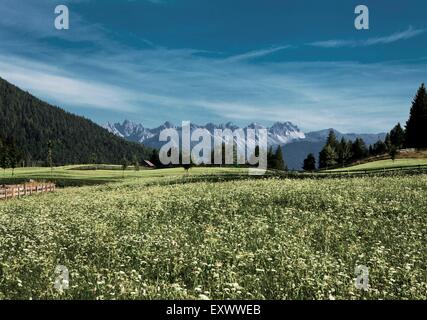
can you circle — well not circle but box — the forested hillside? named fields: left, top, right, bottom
left=0, top=77, right=147, bottom=166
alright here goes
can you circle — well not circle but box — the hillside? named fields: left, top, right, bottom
left=328, top=149, right=427, bottom=172
left=0, top=77, right=147, bottom=165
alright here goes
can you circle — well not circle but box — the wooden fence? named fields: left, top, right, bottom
left=0, top=182, right=56, bottom=201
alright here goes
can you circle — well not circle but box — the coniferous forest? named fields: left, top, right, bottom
left=313, top=83, right=427, bottom=170
left=0, top=77, right=148, bottom=167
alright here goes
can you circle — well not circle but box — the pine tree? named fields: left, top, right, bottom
left=323, top=145, right=337, bottom=168
left=389, top=123, right=405, bottom=149
left=302, top=153, right=316, bottom=171
left=319, top=130, right=339, bottom=169
left=405, top=83, right=427, bottom=148
left=267, top=146, right=275, bottom=169
left=274, top=146, right=286, bottom=171
left=384, top=133, right=392, bottom=151
left=337, top=138, right=352, bottom=167
left=326, top=130, right=339, bottom=149
left=351, top=138, right=367, bottom=161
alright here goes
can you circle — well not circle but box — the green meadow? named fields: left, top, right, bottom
left=0, top=167, right=425, bottom=300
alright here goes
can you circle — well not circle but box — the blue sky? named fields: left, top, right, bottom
left=0, top=0, right=426, bottom=133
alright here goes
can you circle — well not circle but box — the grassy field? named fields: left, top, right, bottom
left=328, top=158, right=427, bottom=172
left=0, top=171, right=425, bottom=300
left=0, top=166, right=248, bottom=187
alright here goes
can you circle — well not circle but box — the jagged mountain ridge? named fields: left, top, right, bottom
left=104, top=120, right=306, bottom=148
left=105, top=120, right=386, bottom=169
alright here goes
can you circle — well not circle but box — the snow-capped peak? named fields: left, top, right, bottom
left=104, top=120, right=306, bottom=146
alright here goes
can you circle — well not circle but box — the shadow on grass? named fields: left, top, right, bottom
left=0, top=177, right=115, bottom=188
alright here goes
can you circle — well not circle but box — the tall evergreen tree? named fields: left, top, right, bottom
left=267, top=146, right=275, bottom=169
left=405, top=83, right=427, bottom=148
left=324, top=144, right=337, bottom=168
left=337, top=138, right=352, bottom=167
left=319, top=130, right=339, bottom=169
left=351, top=138, right=367, bottom=161
left=384, top=133, right=392, bottom=151
left=274, top=146, right=286, bottom=171
left=389, top=123, right=405, bottom=149
left=326, top=130, right=339, bottom=149
left=302, top=153, right=316, bottom=171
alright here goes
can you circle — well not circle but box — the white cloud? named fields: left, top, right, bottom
left=0, top=2, right=425, bottom=133
left=310, top=26, right=426, bottom=48
left=0, top=55, right=138, bottom=112
left=224, top=46, right=292, bottom=62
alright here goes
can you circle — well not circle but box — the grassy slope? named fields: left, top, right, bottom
left=329, top=158, right=427, bottom=172
left=0, top=174, right=425, bottom=299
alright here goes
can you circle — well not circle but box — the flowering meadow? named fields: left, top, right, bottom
left=0, top=174, right=425, bottom=299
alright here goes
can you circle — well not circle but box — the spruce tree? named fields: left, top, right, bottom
left=384, top=133, right=392, bottom=151
left=337, top=137, right=352, bottom=167
left=323, top=144, right=337, bottom=168
left=267, top=146, right=275, bottom=169
left=319, top=130, right=339, bottom=169
left=274, top=146, right=286, bottom=171
left=389, top=123, right=405, bottom=149
left=326, top=130, right=339, bottom=149
left=351, top=138, right=367, bottom=160
left=303, top=153, right=316, bottom=171
left=405, top=83, right=427, bottom=148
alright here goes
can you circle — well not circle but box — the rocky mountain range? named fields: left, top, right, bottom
left=105, top=120, right=386, bottom=170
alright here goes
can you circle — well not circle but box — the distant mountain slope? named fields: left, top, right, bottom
left=106, top=120, right=386, bottom=170
left=0, top=77, right=147, bottom=165
left=305, top=128, right=386, bottom=146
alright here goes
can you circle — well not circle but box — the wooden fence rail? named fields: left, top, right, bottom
left=0, top=182, right=56, bottom=201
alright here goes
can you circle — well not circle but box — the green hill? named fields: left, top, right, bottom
left=0, top=77, right=147, bottom=165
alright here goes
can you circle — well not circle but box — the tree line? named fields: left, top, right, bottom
left=303, top=83, right=427, bottom=171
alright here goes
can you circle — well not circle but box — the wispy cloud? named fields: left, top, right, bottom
left=224, top=46, right=292, bottom=62
left=310, top=26, right=426, bottom=48
left=0, top=3, right=426, bottom=133
left=3, top=47, right=423, bottom=132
